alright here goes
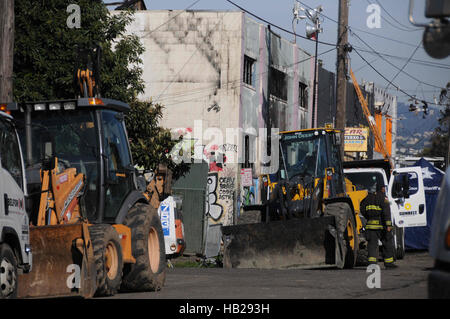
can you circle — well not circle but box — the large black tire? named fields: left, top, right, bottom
left=120, top=203, right=166, bottom=292
left=324, top=202, right=359, bottom=269
left=0, top=243, right=18, bottom=299
left=89, top=224, right=123, bottom=297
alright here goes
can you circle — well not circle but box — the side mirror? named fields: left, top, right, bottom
left=335, top=133, right=342, bottom=146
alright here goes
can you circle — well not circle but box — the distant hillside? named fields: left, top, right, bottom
left=396, top=102, right=441, bottom=157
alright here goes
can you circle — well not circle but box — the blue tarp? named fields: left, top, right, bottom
left=404, top=158, right=444, bottom=250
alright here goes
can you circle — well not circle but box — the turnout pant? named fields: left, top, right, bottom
left=366, top=229, right=395, bottom=264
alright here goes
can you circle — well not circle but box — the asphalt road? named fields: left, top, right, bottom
left=106, top=251, right=433, bottom=299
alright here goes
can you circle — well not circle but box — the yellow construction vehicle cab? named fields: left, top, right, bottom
left=223, top=128, right=365, bottom=269
left=9, top=97, right=167, bottom=298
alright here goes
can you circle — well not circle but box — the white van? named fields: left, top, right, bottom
left=0, top=109, right=32, bottom=298
left=344, top=160, right=426, bottom=260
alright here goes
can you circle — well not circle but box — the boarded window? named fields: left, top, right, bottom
left=270, top=67, right=287, bottom=101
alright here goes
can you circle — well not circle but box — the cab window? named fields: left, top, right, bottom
left=0, top=119, right=23, bottom=190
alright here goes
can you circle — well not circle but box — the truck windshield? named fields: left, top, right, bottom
left=345, top=171, right=385, bottom=191
left=17, top=110, right=100, bottom=219
left=279, top=132, right=327, bottom=179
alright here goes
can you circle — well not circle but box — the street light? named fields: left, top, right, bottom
left=293, top=1, right=323, bottom=128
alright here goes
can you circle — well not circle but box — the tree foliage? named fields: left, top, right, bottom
left=14, top=0, right=144, bottom=102
left=125, top=100, right=190, bottom=180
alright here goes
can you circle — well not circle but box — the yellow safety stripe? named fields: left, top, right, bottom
left=368, top=257, right=377, bottom=262
left=385, top=220, right=392, bottom=226
left=366, top=224, right=384, bottom=230
left=365, top=205, right=382, bottom=211
left=384, top=257, right=394, bottom=263
left=367, top=220, right=380, bottom=225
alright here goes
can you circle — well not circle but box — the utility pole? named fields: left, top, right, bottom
left=0, top=0, right=14, bottom=104
left=336, top=0, right=349, bottom=160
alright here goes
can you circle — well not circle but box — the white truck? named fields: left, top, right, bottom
left=344, top=159, right=427, bottom=260
left=0, top=108, right=32, bottom=298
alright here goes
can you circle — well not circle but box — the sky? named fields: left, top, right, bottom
left=107, top=0, right=450, bottom=108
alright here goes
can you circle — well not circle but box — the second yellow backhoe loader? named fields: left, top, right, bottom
left=9, top=46, right=167, bottom=298
left=222, top=128, right=368, bottom=269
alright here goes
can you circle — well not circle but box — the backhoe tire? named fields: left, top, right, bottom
left=0, top=244, right=18, bottom=299
left=120, top=203, right=166, bottom=292
left=89, top=224, right=123, bottom=297
left=324, top=202, right=358, bottom=269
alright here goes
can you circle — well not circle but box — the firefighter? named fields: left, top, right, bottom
left=361, top=181, right=398, bottom=269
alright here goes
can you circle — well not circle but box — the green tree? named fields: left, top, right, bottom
left=125, top=100, right=190, bottom=180
left=13, top=0, right=144, bottom=102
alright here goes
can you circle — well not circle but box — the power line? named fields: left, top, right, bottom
left=153, top=47, right=337, bottom=105
left=224, top=0, right=339, bottom=47
left=350, top=31, right=445, bottom=90
left=295, top=0, right=422, bottom=49
left=352, top=47, right=439, bottom=106
left=141, top=0, right=202, bottom=37
left=384, top=40, right=422, bottom=91
left=355, top=48, right=450, bottom=70
left=295, top=0, right=449, bottom=71
left=370, top=0, right=422, bottom=32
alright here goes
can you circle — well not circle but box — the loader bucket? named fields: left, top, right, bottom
left=17, top=223, right=96, bottom=298
left=222, top=216, right=344, bottom=269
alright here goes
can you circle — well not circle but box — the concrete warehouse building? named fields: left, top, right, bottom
left=124, top=10, right=314, bottom=229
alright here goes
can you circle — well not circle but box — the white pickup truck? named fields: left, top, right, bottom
left=0, top=108, right=32, bottom=298
left=344, top=159, right=427, bottom=260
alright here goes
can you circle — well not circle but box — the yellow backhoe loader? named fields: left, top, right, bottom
left=9, top=46, right=167, bottom=298
left=222, top=128, right=368, bottom=269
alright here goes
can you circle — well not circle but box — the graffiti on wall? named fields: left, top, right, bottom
left=205, top=166, right=236, bottom=226
left=205, top=173, right=224, bottom=221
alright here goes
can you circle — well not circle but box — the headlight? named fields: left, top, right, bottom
left=63, top=101, right=76, bottom=110
left=49, top=102, right=61, bottom=110
left=34, top=103, right=46, bottom=111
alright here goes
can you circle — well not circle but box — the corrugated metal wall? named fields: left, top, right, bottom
left=172, top=163, right=209, bottom=255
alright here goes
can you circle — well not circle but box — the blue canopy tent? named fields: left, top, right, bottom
left=404, top=158, right=445, bottom=250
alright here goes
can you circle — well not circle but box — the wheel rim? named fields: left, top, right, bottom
left=0, top=258, right=16, bottom=297
left=148, top=227, right=161, bottom=273
left=105, top=242, right=119, bottom=280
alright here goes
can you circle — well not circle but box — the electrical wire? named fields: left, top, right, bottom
left=224, top=0, right=339, bottom=47
left=295, top=0, right=422, bottom=49
left=294, top=0, right=450, bottom=71
left=370, top=0, right=422, bottom=32
left=153, top=47, right=337, bottom=105
left=384, top=40, right=422, bottom=92
left=351, top=31, right=445, bottom=90
left=141, top=0, right=202, bottom=37
left=352, top=47, right=440, bottom=106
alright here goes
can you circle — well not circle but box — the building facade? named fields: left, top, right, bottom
left=125, top=10, right=314, bottom=227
